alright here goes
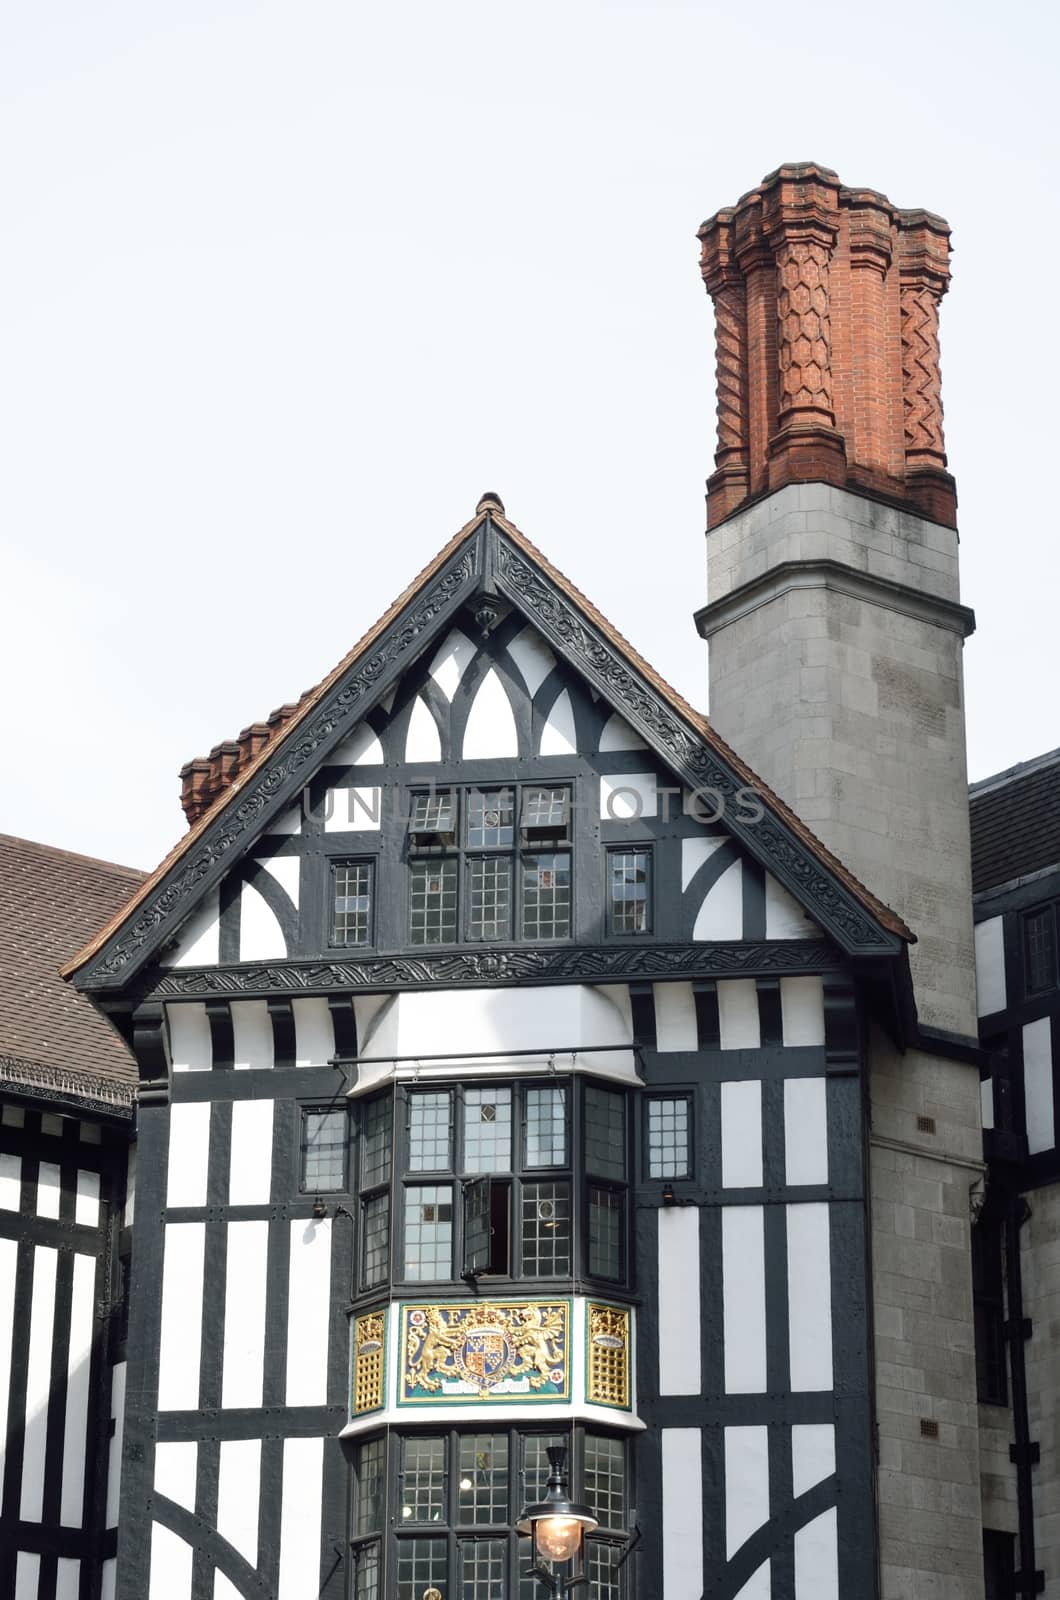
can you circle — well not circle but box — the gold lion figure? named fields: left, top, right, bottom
left=509, top=1304, right=565, bottom=1389
left=406, top=1308, right=464, bottom=1393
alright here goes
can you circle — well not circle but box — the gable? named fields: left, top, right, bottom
left=66, top=502, right=907, bottom=993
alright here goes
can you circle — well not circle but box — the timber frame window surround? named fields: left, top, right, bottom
left=332, top=858, right=376, bottom=947
left=300, top=1106, right=350, bottom=1194
left=1023, top=900, right=1059, bottom=997
left=351, top=1426, right=630, bottom=1600
left=407, top=785, right=573, bottom=947
left=367, top=1078, right=630, bottom=1292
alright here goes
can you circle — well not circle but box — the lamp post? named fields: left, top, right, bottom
left=517, top=1445, right=598, bottom=1598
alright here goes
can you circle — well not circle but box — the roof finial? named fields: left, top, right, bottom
left=476, top=490, right=505, bottom=516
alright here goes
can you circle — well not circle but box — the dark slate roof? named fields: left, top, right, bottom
left=0, top=834, right=144, bottom=1113
left=969, top=749, right=1060, bottom=897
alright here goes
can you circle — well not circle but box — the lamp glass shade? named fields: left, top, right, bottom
left=535, top=1515, right=585, bottom=1563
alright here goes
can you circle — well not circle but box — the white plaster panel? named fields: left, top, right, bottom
left=37, top=1161, right=61, bottom=1218
left=218, top=1437, right=261, bottom=1566
left=55, top=1560, right=79, bottom=1600
left=222, top=1220, right=269, bottom=1409
left=722, top=1206, right=766, bottom=1393
left=324, top=786, right=382, bottom=832
left=732, top=1563, right=771, bottom=1600
left=106, top=1361, right=126, bottom=1527
left=157, top=1224, right=205, bottom=1411
left=981, top=1076, right=995, bottom=1131
left=60, top=1251, right=95, bottom=1526
left=269, top=802, right=303, bottom=834
left=41, top=1113, right=63, bottom=1137
left=167, top=1003, right=212, bottom=1072
left=718, top=980, right=761, bottom=1050
left=600, top=773, right=658, bottom=821
left=792, top=1423, right=835, bottom=1497
left=463, top=668, right=519, bottom=759
left=329, top=723, right=384, bottom=766
left=693, top=859, right=743, bottom=941
left=232, top=999, right=274, bottom=1070
left=721, top=1081, right=763, bottom=1187
left=149, top=1524, right=193, bottom=1600
left=975, top=915, right=1007, bottom=1017
left=2, top=1104, right=25, bottom=1126
left=784, top=1079, right=829, bottom=1186
left=0, top=1150, right=20, bottom=1209
left=168, top=889, right=220, bottom=968
left=15, top=1554, right=41, bottom=1600
left=765, top=874, right=819, bottom=938
left=166, top=1102, right=211, bottom=1208
left=79, top=1122, right=101, bottom=1144
left=657, top=1207, right=701, bottom=1395
left=214, top=1576, right=243, bottom=1600
left=405, top=696, right=442, bottom=762
left=102, top=1560, right=117, bottom=1600
left=428, top=628, right=476, bottom=701
left=258, top=854, right=301, bottom=904
left=539, top=688, right=578, bottom=756
left=681, top=835, right=727, bottom=893
left=662, top=1429, right=703, bottom=1598
left=787, top=1203, right=834, bottom=1391
left=124, top=1146, right=136, bottom=1228
left=294, top=997, right=335, bottom=1068
left=75, top=1169, right=100, bottom=1227
left=239, top=881, right=287, bottom=961
left=278, top=1437, right=324, bottom=1600
left=22, top=1245, right=57, bottom=1519
left=725, top=1424, right=770, bottom=1556
left=508, top=627, right=556, bottom=696
left=653, top=982, right=697, bottom=1051
left=229, top=1100, right=274, bottom=1206
left=0, top=1238, right=18, bottom=1492
left=780, top=976, right=825, bottom=1046
left=154, top=1441, right=198, bottom=1511
left=1023, top=1016, right=1054, bottom=1153
left=286, top=1220, right=332, bottom=1406
left=599, top=711, right=647, bottom=751
left=794, top=1506, right=838, bottom=1600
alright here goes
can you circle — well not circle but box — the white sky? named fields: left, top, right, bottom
left=2, top=1, right=1058, bottom=871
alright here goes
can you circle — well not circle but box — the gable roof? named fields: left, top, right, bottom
left=1, top=834, right=144, bottom=1112
left=64, top=495, right=910, bottom=991
left=970, top=747, right=1060, bottom=897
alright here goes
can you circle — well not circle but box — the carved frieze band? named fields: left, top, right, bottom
left=493, top=537, right=896, bottom=951
left=142, top=941, right=843, bottom=1001
left=80, top=545, right=479, bottom=988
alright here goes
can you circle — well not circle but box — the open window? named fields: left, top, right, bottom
left=409, top=790, right=457, bottom=849
left=521, top=785, right=571, bottom=846
left=461, top=1176, right=511, bottom=1278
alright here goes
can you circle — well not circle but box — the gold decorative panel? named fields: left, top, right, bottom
left=352, top=1310, right=386, bottom=1415
left=586, top=1303, right=631, bottom=1409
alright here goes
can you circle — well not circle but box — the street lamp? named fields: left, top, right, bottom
left=517, top=1445, right=598, bottom=1596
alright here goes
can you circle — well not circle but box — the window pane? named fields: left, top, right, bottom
left=608, top=849, right=651, bottom=934
left=525, top=1087, right=567, bottom=1168
left=588, top=1185, right=623, bottom=1279
left=467, top=855, right=512, bottom=942
left=457, top=1434, right=509, bottom=1524
left=400, top=1437, right=447, bottom=1522
left=467, top=789, right=515, bottom=848
left=302, top=1109, right=347, bottom=1192
left=360, top=1095, right=392, bottom=1192
left=1025, top=907, right=1057, bottom=994
left=464, top=1088, right=512, bottom=1173
left=354, top=1541, right=381, bottom=1600
left=410, top=791, right=456, bottom=834
left=648, top=1098, right=690, bottom=1179
left=361, top=1193, right=390, bottom=1289
left=409, top=1092, right=452, bottom=1172
left=334, top=861, right=374, bottom=945
left=396, top=1538, right=447, bottom=1600
left=584, top=1434, right=626, bottom=1531
left=460, top=1539, right=507, bottom=1600
left=521, top=853, right=572, bottom=941
left=403, top=1185, right=453, bottom=1280
left=521, top=1181, right=571, bottom=1276
left=410, top=858, right=458, bottom=944
left=522, top=787, right=570, bottom=832
left=587, top=1541, right=623, bottom=1600
left=585, top=1086, right=626, bottom=1179
left=519, top=1433, right=568, bottom=1504
left=354, top=1437, right=386, bottom=1535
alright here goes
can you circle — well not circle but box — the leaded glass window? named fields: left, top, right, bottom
left=403, top=1186, right=453, bottom=1280
left=301, top=1108, right=347, bottom=1193
left=467, top=789, right=515, bottom=848
left=588, top=1184, right=623, bottom=1279
left=521, top=853, right=571, bottom=940
left=1025, top=905, right=1057, bottom=995
left=463, top=1087, right=513, bottom=1174
left=333, top=860, right=374, bottom=945
left=647, top=1096, right=691, bottom=1179
left=410, top=858, right=458, bottom=945
left=361, top=1193, right=390, bottom=1289
left=521, top=1181, right=572, bottom=1277
left=607, top=848, right=651, bottom=934
left=585, top=1085, right=626, bottom=1180
left=525, top=1086, right=567, bottom=1168
left=360, top=1095, right=392, bottom=1191
left=457, top=1434, right=509, bottom=1524
left=468, top=855, right=512, bottom=941
left=409, top=1092, right=452, bottom=1172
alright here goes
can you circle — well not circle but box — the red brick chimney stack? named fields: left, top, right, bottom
left=698, top=163, right=954, bottom=528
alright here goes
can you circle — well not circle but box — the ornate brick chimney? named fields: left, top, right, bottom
left=698, top=163, right=954, bottom=528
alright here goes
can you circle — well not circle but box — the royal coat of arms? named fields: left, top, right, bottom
left=400, top=1301, right=570, bottom=1404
